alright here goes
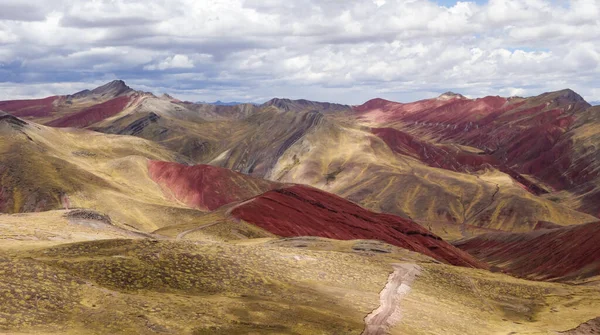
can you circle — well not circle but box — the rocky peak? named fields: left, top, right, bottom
left=0, top=111, right=27, bottom=129
left=554, top=88, right=588, bottom=103
left=90, top=80, right=132, bottom=97
left=438, top=92, right=466, bottom=100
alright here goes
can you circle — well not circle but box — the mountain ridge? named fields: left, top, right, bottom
left=2, top=80, right=596, bottom=232
left=1, top=80, right=600, bottom=334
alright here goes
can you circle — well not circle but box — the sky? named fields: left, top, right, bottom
left=0, top=0, right=599, bottom=104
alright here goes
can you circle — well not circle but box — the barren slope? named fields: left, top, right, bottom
left=0, top=114, right=210, bottom=232
left=229, top=184, right=486, bottom=268
left=0, top=80, right=137, bottom=126
left=4, top=82, right=598, bottom=235
left=454, top=221, right=600, bottom=282
left=354, top=90, right=600, bottom=218
left=147, top=160, right=282, bottom=211
left=147, top=163, right=484, bottom=268
left=266, top=114, right=594, bottom=235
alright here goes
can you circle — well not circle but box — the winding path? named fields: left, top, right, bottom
left=362, top=263, right=422, bottom=335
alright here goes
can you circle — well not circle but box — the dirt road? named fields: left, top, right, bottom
left=362, top=263, right=421, bottom=335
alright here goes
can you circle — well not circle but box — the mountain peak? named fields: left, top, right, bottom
left=365, top=98, right=394, bottom=104
left=161, top=93, right=179, bottom=101
left=537, top=88, right=590, bottom=109
left=90, top=80, right=132, bottom=97
left=555, top=88, right=586, bottom=101
left=0, top=111, right=27, bottom=129
left=262, top=97, right=351, bottom=114
left=438, top=92, right=466, bottom=100
left=354, top=98, right=397, bottom=111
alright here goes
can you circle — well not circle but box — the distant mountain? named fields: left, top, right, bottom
left=262, top=98, right=351, bottom=113
left=590, top=100, right=600, bottom=106
left=68, top=80, right=133, bottom=99
left=0, top=80, right=136, bottom=126
left=196, top=100, right=251, bottom=106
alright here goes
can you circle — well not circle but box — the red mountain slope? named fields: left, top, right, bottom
left=355, top=95, right=510, bottom=125
left=148, top=160, right=281, bottom=211
left=0, top=80, right=135, bottom=127
left=46, top=96, right=132, bottom=128
left=372, top=127, right=497, bottom=171
left=357, top=90, right=600, bottom=215
left=230, top=184, right=487, bottom=268
left=0, top=96, right=58, bottom=117
left=454, top=221, right=600, bottom=281
left=355, top=90, right=588, bottom=162
left=372, top=127, right=548, bottom=195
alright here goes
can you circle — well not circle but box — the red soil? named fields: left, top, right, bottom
left=0, top=96, right=58, bottom=117
left=46, top=96, right=131, bottom=128
left=364, top=93, right=582, bottom=196
left=454, top=221, right=600, bottom=281
left=356, top=96, right=508, bottom=124
left=147, top=161, right=281, bottom=211
left=373, top=127, right=547, bottom=194
left=534, top=221, right=563, bottom=230
left=0, top=186, right=8, bottom=213
left=582, top=191, right=600, bottom=218
left=373, top=127, right=497, bottom=171
left=231, top=184, right=487, bottom=268
left=354, top=98, right=397, bottom=112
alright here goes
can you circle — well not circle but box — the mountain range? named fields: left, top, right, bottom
left=0, top=80, right=599, bottom=334
left=195, top=100, right=254, bottom=106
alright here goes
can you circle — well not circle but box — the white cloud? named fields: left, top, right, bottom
left=144, top=55, right=195, bottom=71
left=0, top=0, right=599, bottom=104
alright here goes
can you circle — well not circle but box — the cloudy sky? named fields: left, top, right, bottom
left=0, top=0, right=599, bottom=104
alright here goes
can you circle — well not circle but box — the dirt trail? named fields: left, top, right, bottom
left=362, top=263, right=421, bottom=335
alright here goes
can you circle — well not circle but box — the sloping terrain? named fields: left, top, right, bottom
left=1, top=236, right=599, bottom=335
left=146, top=162, right=483, bottom=268
left=265, top=111, right=594, bottom=235
left=0, top=113, right=208, bottom=232
left=532, top=105, right=600, bottom=217
left=0, top=238, right=389, bottom=334
left=0, top=96, right=58, bottom=118
left=230, top=184, right=485, bottom=268
left=207, top=108, right=328, bottom=175
left=454, top=221, right=600, bottom=282
left=95, top=97, right=263, bottom=163
left=353, top=90, right=600, bottom=218
left=46, top=95, right=132, bottom=128
left=0, top=111, right=490, bottom=270
left=5, top=82, right=595, bottom=236
left=371, top=127, right=548, bottom=195
left=395, top=261, right=600, bottom=335
left=263, top=98, right=352, bottom=114
left=97, top=104, right=327, bottom=172
left=148, top=160, right=282, bottom=210
left=0, top=80, right=137, bottom=126
left=0, top=209, right=152, bottom=251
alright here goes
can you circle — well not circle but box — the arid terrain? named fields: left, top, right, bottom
left=1, top=81, right=599, bottom=334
